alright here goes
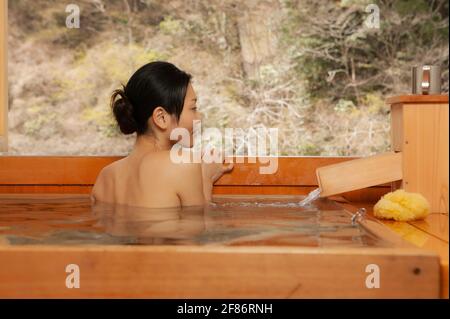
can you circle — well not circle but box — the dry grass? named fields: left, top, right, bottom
left=2, top=0, right=447, bottom=156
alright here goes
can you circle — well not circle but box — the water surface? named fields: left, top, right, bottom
left=0, top=195, right=389, bottom=247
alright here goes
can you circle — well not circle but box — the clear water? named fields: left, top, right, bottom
left=298, top=188, right=322, bottom=207
left=0, top=195, right=389, bottom=247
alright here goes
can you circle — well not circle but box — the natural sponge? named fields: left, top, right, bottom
left=373, top=189, right=430, bottom=221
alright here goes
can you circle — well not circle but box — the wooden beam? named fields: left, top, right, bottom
left=386, top=95, right=449, bottom=104
left=0, top=156, right=388, bottom=185
left=0, top=245, right=440, bottom=298
left=0, top=156, right=122, bottom=184
left=0, top=156, right=392, bottom=200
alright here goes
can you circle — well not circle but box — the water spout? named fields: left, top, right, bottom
left=299, top=188, right=321, bottom=207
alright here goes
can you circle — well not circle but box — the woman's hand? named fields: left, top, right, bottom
left=201, top=147, right=234, bottom=183
left=201, top=148, right=234, bottom=202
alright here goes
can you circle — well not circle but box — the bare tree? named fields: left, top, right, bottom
left=237, top=0, right=279, bottom=79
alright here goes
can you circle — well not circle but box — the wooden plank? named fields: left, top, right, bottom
left=0, top=193, right=89, bottom=199
left=0, top=156, right=122, bottom=184
left=0, top=156, right=392, bottom=200
left=213, top=185, right=390, bottom=202
left=339, top=201, right=449, bottom=298
left=316, top=152, right=403, bottom=197
left=0, top=156, right=382, bottom=186
left=216, top=156, right=353, bottom=186
left=378, top=221, right=448, bottom=299
left=0, top=185, right=93, bottom=194
left=0, top=184, right=391, bottom=203
left=340, top=202, right=449, bottom=262
left=390, top=104, right=403, bottom=152
left=0, top=0, right=7, bottom=152
left=386, top=95, right=449, bottom=104
left=0, top=245, right=440, bottom=298
left=402, top=103, right=449, bottom=213
left=409, top=213, right=449, bottom=244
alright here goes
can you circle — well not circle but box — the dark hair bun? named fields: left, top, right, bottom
left=111, top=88, right=138, bottom=135
left=110, top=61, right=192, bottom=136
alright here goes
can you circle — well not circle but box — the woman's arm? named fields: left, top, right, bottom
left=91, top=175, right=102, bottom=204
left=90, top=166, right=111, bottom=204
left=202, top=177, right=213, bottom=203
left=201, top=159, right=233, bottom=203
left=171, top=161, right=206, bottom=206
left=174, top=158, right=233, bottom=206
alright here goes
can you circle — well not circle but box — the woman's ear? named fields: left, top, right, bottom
left=151, top=106, right=171, bottom=130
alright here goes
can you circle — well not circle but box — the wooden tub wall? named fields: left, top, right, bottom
left=0, top=156, right=391, bottom=202
left=0, top=158, right=447, bottom=298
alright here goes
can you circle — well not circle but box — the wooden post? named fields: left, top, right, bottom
left=0, top=0, right=7, bottom=152
left=387, top=95, right=449, bottom=214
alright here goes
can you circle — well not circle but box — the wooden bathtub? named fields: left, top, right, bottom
left=0, top=156, right=448, bottom=298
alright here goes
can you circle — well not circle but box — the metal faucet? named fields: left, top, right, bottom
left=351, top=208, right=366, bottom=225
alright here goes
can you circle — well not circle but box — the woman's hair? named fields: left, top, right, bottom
left=111, top=61, right=192, bottom=135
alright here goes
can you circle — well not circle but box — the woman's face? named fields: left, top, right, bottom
left=174, top=82, right=202, bottom=147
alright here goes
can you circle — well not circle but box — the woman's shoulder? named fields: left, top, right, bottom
left=91, top=162, right=116, bottom=203
left=139, top=150, right=205, bottom=206
left=140, top=150, right=201, bottom=174
left=97, top=160, right=121, bottom=179
left=92, top=158, right=124, bottom=190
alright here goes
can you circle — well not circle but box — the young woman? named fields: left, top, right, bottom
left=91, top=61, right=233, bottom=208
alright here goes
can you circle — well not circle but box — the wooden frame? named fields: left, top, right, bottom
left=0, top=0, right=7, bottom=152
left=0, top=157, right=446, bottom=298
left=0, top=193, right=442, bottom=298
left=0, top=156, right=392, bottom=202
left=387, top=95, right=449, bottom=214
left=0, top=244, right=440, bottom=298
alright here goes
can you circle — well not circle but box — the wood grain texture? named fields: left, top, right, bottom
left=402, top=103, right=449, bottom=213
left=0, top=156, right=392, bottom=201
left=409, top=213, right=449, bottom=244
left=0, top=184, right=392, bottom=204
left=391, top=104, right=403, bottom=152
left=0, top=156, right=356, bottom=185
left=316, top=152, right=403, bottom=197
left=0, top=185, right=93, bottom=194
left=0, top=245, right=440, bottom=298
left=339, top=201, right=449, bottom=298
left=386, top=95, right=449, bottom=104
left=0, top=156, right=122, bottom=184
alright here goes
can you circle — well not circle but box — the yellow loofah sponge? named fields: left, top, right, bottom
left=373, top=189, right=430, bottom=221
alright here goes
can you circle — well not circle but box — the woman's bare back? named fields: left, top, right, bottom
left=91, top=151, right=204, bottom=208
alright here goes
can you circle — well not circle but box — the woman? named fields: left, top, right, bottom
left=91, top=61, right=233, bottom=208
